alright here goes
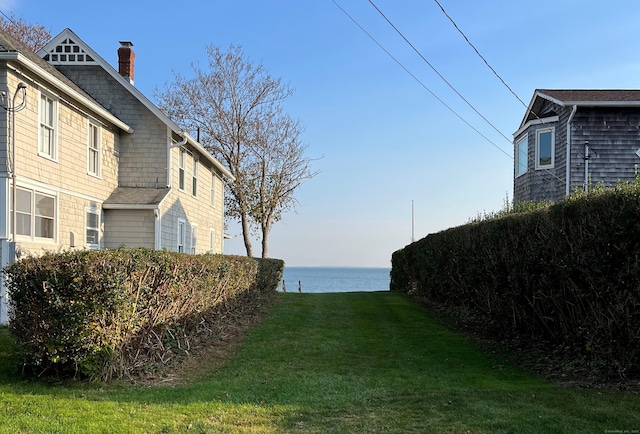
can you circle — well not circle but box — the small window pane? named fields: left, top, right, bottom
left=35, top=194, right=55, bottom=218
left=538, top=131, right=552, bottom=166
left=16, top=189, right=31, bottom=213
left=35, top=216, right=54, bottom=238
left=86, top=212, right=99, bottom=228
left=516, top=137, right=528, bottom=176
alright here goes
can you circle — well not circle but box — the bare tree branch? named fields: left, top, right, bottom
left=0, top=13, right=51, bottom=52
left=155, top=45, right=317, bottom=258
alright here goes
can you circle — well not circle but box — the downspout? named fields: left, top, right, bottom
left=584, top=140, right=590, bottom=193
left=565, top=105, right=577, bottom=196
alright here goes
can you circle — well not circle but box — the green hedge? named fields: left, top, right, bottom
left=5, top=249, right=284, bottom=381
left=391, top=185, right=640, bottom=379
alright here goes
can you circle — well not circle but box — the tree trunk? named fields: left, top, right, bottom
left=241, top=212, right=253, bottom=257
left=261, top=227, right=269, bottom=258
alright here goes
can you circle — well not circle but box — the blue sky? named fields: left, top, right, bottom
left=5, top=1, right=640, bottom=267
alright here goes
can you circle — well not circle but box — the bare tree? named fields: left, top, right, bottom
left=0, top=13, right=51, bottom=52
left=247, top=108, right=318, bottom=257
left=156, top=44, right=317, bottom=258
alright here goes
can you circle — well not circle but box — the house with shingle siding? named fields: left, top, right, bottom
left=514, top=89, right=640, bottom=202
left=0, top=28, right=233, bottom=323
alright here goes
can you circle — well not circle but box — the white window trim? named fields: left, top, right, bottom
left=177, top=218, right=186, bottom=253
left=535, top=128, right=555, bottom=170
left=84, top=207, right=100, bottom=249
left=190, top=222, right=197, bottom=254
left=515, top=135, right=528, bottom=177
left=12, top=185, right=58, bottom=244
left=192, top=155, right=199, bottom=197
left=178, top=148, right=186, bottom=192
left=87, top=120, right=101, bottom=178
left=38, top=90, right=59, bottom=162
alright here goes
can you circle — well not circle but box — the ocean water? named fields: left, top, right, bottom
left=279, top=267, right=391, bottom=293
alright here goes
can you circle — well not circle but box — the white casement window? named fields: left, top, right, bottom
left=209, top=228, right=215, bottom=253
left=536, top=128, right=555, bottom=169
left=39, top=92, right=57, bottom=160
left=87, top=121, right=101, bottom=177
left=210, top=170, right=216, bottom=207
left=192, top=156, right=199, bottom=197
left=11, top=187, right=56, bottom=241
left=190, top=223, right=197, bottom=254
left=177, top=219, right=186, bottom=252
left=85, top=208, right=100, bottom=248
left=515, top=135, right=528, bottom=177
left=178, top=148, right=186, bottom=191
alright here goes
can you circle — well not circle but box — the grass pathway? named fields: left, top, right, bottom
left=0, top=292, right=637, bottom=432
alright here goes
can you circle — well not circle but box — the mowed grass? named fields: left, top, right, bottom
left=0, top=292, right=638, bottom=433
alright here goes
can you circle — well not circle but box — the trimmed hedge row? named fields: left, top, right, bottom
left=391, top=185, right=640, bottom=379
left=5, top=249, right=284, bottom=381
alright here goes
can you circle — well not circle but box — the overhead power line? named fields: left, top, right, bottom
left=367, top=0, right=514, bottom=147
left=432, top=0, right=528, bottom=109
left=331, top=0, right=512, bottom=159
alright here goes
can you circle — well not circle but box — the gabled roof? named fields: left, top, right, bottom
left=0, top=28, right=132, bottom=133
left=520, top=89, right=640, bottom=129
left=38, top=29, right=234, bottom=181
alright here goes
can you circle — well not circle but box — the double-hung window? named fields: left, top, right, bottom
left=179, top=149, right=186, bottom=191
left=536, top=128, right=555, bottom=169
left=11, top=187, right=56, bottom=241
left=39, top=92, right=57, bottom=160
left=88, top=121, right=101, bottom=176
left=85, top=208, right=100, bottom=247
left=515, top=135, right=528, bottom=177
left=192, top=156, right=199, bottom=197
left=177, top=219, right=186, bottom=252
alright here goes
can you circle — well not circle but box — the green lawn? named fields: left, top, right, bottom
left=0, top=292, right=637, bottom=433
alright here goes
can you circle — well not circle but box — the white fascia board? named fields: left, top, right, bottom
left=42, top=30, right=184, bottom=143
left=101, top=203, right=159, bottom=210
left=513, top=115, right=559, bottom=138
left=183, top=133, right=235, bottom=181
left=43, top=29, right=235, bottom=181
left=0, top=52, right=133, bottom=134
left=535, top=91, right=565, bottom=107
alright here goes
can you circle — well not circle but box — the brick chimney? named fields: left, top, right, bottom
left=117, top=41, right=135, bottom=85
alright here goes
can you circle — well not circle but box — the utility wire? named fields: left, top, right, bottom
left=432, top=0, right=528, bottom=109
left=368, top=0, right=514, bottom=147
left=331, top=0, right=512, bottom=159
left=366, top=1, right=564, bottom=183
left=0, top=10, right=14, bottom=23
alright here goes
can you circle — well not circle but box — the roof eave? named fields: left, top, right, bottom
left=0, top=51, right=134, bottom=134
left=102, top=204, right=159, bottom=210
left=184, top=133, right=235, bottom=181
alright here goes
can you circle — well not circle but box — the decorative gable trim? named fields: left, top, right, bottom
left=38, top=28, right=234, bottom=181
left=40, top=35, right=95, bottom=65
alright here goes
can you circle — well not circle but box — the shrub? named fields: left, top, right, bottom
left=392, top=184, right=640, bottom=379
left=5, top=249, right=283, bottom=381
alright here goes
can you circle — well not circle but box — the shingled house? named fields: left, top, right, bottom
left=513, top=89, right=640, bottom=202
left=0, top=28, right=233, bottom=323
